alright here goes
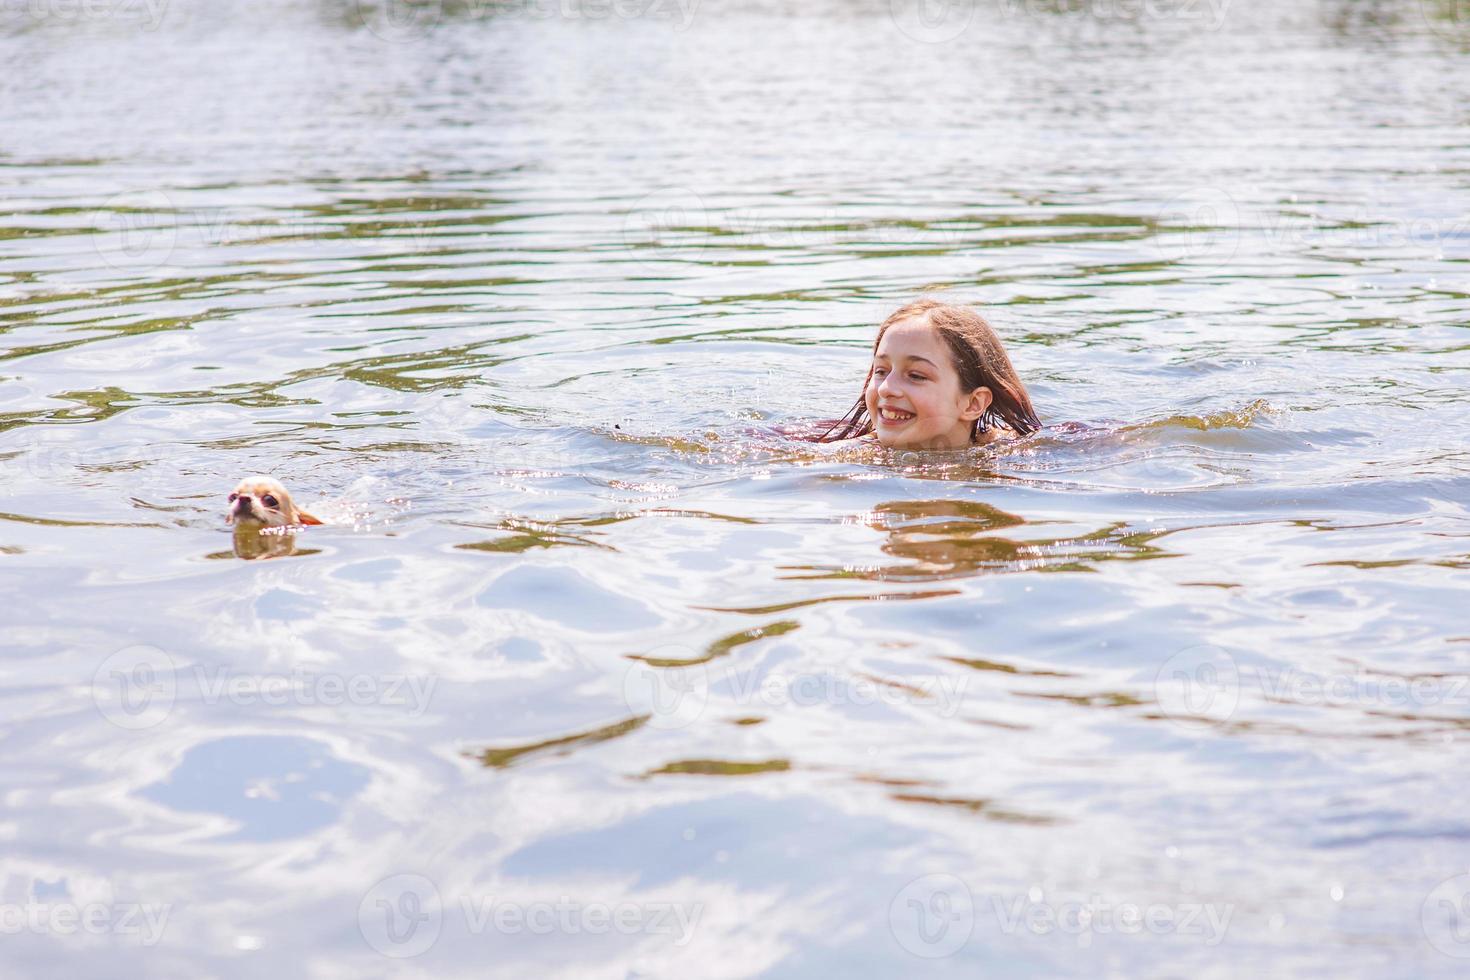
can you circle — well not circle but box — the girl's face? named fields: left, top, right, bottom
left=865, top=317, right=991, bottom=450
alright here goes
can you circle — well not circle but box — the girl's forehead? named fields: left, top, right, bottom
left=876, top=317, right=943, bottom=354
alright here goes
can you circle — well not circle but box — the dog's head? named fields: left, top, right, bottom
left=225, top=476, right=322, bottom=529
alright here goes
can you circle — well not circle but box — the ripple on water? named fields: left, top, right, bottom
left=3, top=3, right=1470, bottom=976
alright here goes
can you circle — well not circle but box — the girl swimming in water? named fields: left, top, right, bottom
left=820, top=299, right=1041, bottom=449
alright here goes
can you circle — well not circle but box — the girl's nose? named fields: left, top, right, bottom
left=877, top=372, right=900, bottom=395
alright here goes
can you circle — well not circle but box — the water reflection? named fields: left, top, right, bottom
left=629, top=620, right=800, bottom=667
left=642, top=759, right=791, bottom=777
left=889, top=793, right=1058, bottom=826
left=472, top=715, right=648, bottom=769
left=784, top=498, right=1175, bottom=582
left=5, top=0, right=1470, bottom=975
left=227, top=526, right=315, bottom=561
left=140, top=736, right=371, bottom=843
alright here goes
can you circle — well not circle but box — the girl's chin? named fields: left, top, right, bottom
left=874, top=429, right=922, bottom=449
left=873, top=428, right=971, bottom=451
left=872, top=416, right=919, bottom=442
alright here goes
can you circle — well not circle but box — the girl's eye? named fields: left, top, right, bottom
left=228, top=493, right=238, bottom=502
left=872, top=368, right=889, bottom=378
left=908, top=373, right=928, bottom=382
left=262, top=495, right=279, bottom=509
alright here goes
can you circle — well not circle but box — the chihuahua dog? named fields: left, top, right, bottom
left=226, top=475, right=322, bottom=530
left=226, top=476, right=322, bottom=560
left=226, top=475, right=322, bottom=529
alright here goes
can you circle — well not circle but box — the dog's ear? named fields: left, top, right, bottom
left=296, top=510, right=324, bottom=526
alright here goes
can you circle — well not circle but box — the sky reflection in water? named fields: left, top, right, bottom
left=2, top=0, right=1470, bottom=976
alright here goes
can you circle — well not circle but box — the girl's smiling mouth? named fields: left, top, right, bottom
left=877, top=405, right=915, bottom=424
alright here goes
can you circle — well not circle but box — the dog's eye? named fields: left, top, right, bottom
left=228, top=493, right=238, bottom=502
left=262, top=495, right=279, bottom=509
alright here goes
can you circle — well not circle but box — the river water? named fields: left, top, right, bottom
left=3, top=0, right=1470, bottom=975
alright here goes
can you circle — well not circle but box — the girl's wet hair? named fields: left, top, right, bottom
left=820, top=298, right=1041, bottom=443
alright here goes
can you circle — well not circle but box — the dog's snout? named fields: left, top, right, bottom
left=235, top=495, right=252, bottom=508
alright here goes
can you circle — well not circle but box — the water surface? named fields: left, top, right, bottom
left=3, top=0, right=1470, bottom=975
